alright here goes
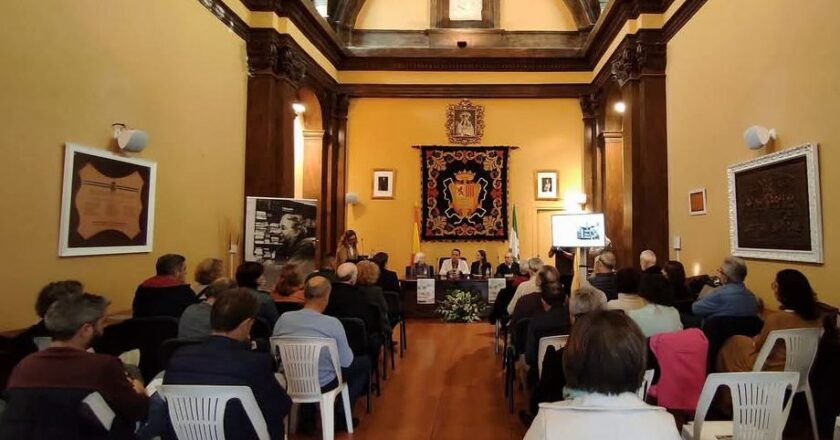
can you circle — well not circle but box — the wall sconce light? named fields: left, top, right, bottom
left=743, top=125, right=776, bottom=150
left=346, top=192, right=359, bottom=205
left=613, top=102, right=626, bottom=113
left=292, top=103, right=306, bottom=115
left=112, top=123, right=148, bottom=152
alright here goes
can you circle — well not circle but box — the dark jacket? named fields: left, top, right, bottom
left=495, top=262, right=521, bottom=278
left=376, top=268, right=401, bottom=294
left=525, top=304, right=572, bottom=367
left=326, top=283, right=381, bottom=336
left=164, top=336, right=291, bottom=440
left=306, top=269, right=338, bottom=284
left=470, top=261, right=493, bottom=276
left=132, top=276, right=197, bottom=319
left=589, top=272, right=618, bottom=301
left=510, top=293, right=545, bottom=327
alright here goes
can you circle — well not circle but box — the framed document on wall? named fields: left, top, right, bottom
left=727, top=143, right=823, bottom=263
left=59, top=143, right=157, bottom=256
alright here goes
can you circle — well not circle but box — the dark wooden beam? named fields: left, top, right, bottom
left=340, top=83, right=589, bottom=98
left=348, top=29, right=584, bottom=50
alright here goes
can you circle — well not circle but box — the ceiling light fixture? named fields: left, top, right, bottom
left=614, top=102, right=626, bottom=113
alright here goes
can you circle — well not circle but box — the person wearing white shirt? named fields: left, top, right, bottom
left=524, top=310, right=680, bottom=440
left=439, top=249, right=469, bottom=276
left=506, top=257, right=544, bottom=315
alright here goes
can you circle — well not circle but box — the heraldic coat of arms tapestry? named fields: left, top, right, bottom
left=421, top=146, right=509, bottom=241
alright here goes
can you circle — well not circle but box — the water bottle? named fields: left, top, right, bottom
left=485, top=266, right=490, bottom=278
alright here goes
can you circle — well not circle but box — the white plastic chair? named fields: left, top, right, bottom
left=537, top=335, right=568, bottom=379
left=752, top=327, right=823, bottom=440
left=681, top=372, right=799, bottom=440
left=159, top=385, right=270, bottom=440
left=637, top=369, right=654, bottom=400
left=271, top=336, right=353, bottom=440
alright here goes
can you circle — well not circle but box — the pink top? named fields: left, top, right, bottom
left=648, top=328, right=708, bottom=411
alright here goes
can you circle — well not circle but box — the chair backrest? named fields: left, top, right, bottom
left=0, top=387, right=111, bottom=440
left=702, top=315, right=764, bottom=371
left=270, top=336, right=341, bottom=402
left=637, top=369, right=654, bottom=400
left=274, top=301, right=304, bottom=316
left=537, top=335, right=568, bottom=379
left=250, top=317, right=271, bottom=339
left=93, top=316, right=179, bottom=382
left=160, top=384, right=269, bottom=440
left=512, top=318, right=531, bottom=353
left=752, top=327, right=823, bottom=391
left=383, top=291, right=402, bottom=316
left=438, top=257, right=448, bottom=271
left=338, top=317, right=368, bottom=355
left=158, top=337, right=206, bottom=370
left=693, top=372, right=799, bottom=440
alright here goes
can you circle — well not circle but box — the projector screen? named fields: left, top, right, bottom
left=551, top=213, right=606, bottom=248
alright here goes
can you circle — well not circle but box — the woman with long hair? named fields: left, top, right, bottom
left=470, top=249, right=492, bottom=276
left=626, top=273, right=683, bottom=337
left=271, top=264, right=304, bottom=304
left=717, top=269, right=822, bottom=372
left=336, top=230, right=359, bottom=265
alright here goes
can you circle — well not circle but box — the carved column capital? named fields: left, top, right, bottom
left=247, top=30, right=307, bottom=86
left=579, top=92, right=601, bottom=120
left=610, top=34, right=666, bottom=87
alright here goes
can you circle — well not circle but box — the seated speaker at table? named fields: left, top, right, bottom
left=440, top=248, right=469, bottom=275
left=495, top=252, right=520, bottom=278
left=409, top=252, right=434, bottom=278
left=470, top=250, right=492, bottom=276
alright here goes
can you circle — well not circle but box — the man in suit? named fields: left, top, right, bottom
left=495, top=252, right=521, bottom=278
left=164, top=289, right=292, bottom=440
left=133, top=254, right=198, bottom=319
left=370, top=252, right=401, bottom=293
left=307, top=254, right=339, bottom=283
left=439, top=248, right=469, bottom=276
left=327, top=263, right=383, bottom=345
left=588, top=251, right=618, bottom=301
left=548, top=246, right=575, bottom=296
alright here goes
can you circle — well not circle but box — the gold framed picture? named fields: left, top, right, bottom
left=372, top=169, right=395, bottom=199
left=535, top=170, right=559, bottom=200
left=688, top=188, right=707, bottom=216
left=446, top=99, right=485, bottom=145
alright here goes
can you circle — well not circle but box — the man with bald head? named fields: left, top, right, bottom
left=640, top=250, right=660, bottom=274
left=495, top=251, right=520, bottom=278
left=273, top=276, right=370, bottom=429
left=324, top=263, right=381, bottom=339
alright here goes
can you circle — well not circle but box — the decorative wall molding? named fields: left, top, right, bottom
left=196, top=0, right=250, bottom=40
left=340, top=83, right=589, bottom=98
left=610, top=32, right=666, bottom=87
left=247, top=29, right=338, bottom=90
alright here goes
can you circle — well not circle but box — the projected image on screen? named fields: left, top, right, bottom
left=551, top=213, right=606, bottom=248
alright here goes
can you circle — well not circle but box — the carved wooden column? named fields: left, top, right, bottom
left=318, top=92, right=349, bottom=257
left=332, top=94, right=350, bottom=245
left=580, top=93, right=602, bottom=213
left=245, top=30, right=307, bottom=198
left=610, top=31, right=669, bottom=266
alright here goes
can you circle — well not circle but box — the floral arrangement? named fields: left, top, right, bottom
left=436, top=289, right=485, bottom=323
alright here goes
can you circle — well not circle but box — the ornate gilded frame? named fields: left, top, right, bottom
left=446, top=99, right=485, bottom=145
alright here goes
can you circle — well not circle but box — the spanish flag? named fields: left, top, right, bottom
left=411, top=204, right=421, bottom=263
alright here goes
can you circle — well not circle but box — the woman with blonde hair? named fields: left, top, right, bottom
left=356, top=260, right=390, bottom=333
left=336, top=230, right=359, bottom=264
left=271, top=264, right=305, bottom=304
left=194, top=258, right=224, bottom=299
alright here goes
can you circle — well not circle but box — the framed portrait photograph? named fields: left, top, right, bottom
left=535, top=170, right=559, bottom=200
left=728, top=143, right=822, bottom=263
left=688, top=188, right=707, bottom=215
left=59, top=143, right=157, bottom=256
left=446, top=99, right=485, bottom=145
left=372, top=169, right=395, bottom=199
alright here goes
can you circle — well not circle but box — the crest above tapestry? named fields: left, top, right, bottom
left=418, top=145, right=512, bottom=241
left=446, top=99, right=485, bottom=145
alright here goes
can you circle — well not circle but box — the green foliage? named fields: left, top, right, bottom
left=436, top=289, right=485, bottom=323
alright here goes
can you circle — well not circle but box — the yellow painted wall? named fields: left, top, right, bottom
left=346, top=98, right=583, bottom=271
left=356, top=0, right=576, bottom=31
left=666, top=0, right=840, bottom=307
left=0, top=0, right=247, bottom=330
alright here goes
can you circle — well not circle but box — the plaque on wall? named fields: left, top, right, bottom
left=59, top=143, right=157, bottom=256
left=727, top=143, right=823, bottom=263
left=449, top=0, right=482, bottom=21
left=431, top=0, right=499, bottom=29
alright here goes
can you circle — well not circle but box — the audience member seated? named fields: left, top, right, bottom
left=440, top=248, right=470, bottom=276
left=133, top=254, right=198, bottom=319
left=607, top=268, right=644, bottom=312
left=356, top=261, right=391, bottom=334
left=370, top=252, right=401, bottom=294
left=164, top=289, right=291, bottom=440
left=236, top=262, right=280, bottom=327
left=588, top=251, right=618, bottom=301
left=529, top=286, right=607, bottom=417
left=663, top=260, right=694, bottom=304
left=524, top=266, right=572, bottom=369
left=627, top=273, right=683, bottom=338
left=178, top=278, right=237, bottom=339
left=5, top=294, right=149, bottom=428
left=336, top=230, right=360, bottom=265
left=548, top=246, right=575, bottom=295
left=507, top=258, right=544, bottom=314
left=326, top=263, right=381, bottom=340
left=511, top=265, right=557, bottom=328
left=307, top=254, right=338, bottom=283
left=470, top=250, right=493, bottom=276
left=640, top=249, right=662, bottom=275
left=271, top=264, right=305, bottom=304
left=717, top=269, right=822, bottom=373
left=692, top=256, right=758, bottom=320
left=495, top=252, right=520, bottom=278
left=273, top=277, right=371, bottom=429
left=524, top=311, right=680, bottom=440
left=193, top=258, right=224, bottom=299
left=410, top=252, right=434, bottom=278
left=13, top=280, right=84, bottom=353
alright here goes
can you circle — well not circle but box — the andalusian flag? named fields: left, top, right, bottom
left=411, top=204, right=421, bottom=263
left=510, top=205, right=520, bottom=262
